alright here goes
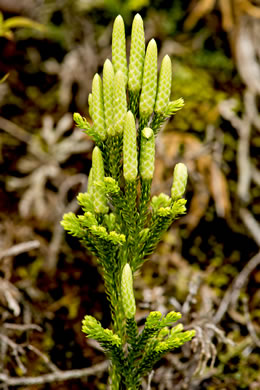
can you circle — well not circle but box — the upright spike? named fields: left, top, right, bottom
left=139, top=39, right=158, bottom=121
left=112, top=15, right=128, bottom=87
left=155, top=55, right=172, bottom=114
left=128, top=13, right=145, bottom=94
left=140, top=127, right=155, bottom=180
left=92, top=74, right=106, bottom=140
left=171, top=163, right=188, bottom=200
left=123, top=111, right=138, bottom=182
left=103, top=59, right=115, bottom=135
left=121, top=263, right=136, bottom=319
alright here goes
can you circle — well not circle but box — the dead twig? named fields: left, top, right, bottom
left=26, top=345, right=61, bottom=373
left=236, top=15, right=260, bottom=94
left=3, top=323, right=42, bottom=332
left=242, top=296, right=260, bottom=348
left=219, top=93, right=252, bottom=203
left=214, top=251, right=260, bottom=323
left=145, top=370, right=154, bottom=390
left=182, top=274, right=201, bottom=315
left=251, top=166, right=260, bottom=186
left=0, top=241, right=40, bottom=261
left=0, top=334, right=24, bottom=355
left=0, top=360, right=109, bottom=387
left=0, top=280, right=21, bottom=316
left=0, top=334, right=26, bottom=374
left=0, top=117, right=31, bottom=144
left=239, top=208, right=260, bottom=246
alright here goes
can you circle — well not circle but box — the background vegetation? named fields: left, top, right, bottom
left=0, top=0, right=259, bottom=389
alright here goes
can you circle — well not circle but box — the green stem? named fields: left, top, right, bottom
left=129, top=90, right=140, bottom=118
left=108, top=135, right=123, bottom=180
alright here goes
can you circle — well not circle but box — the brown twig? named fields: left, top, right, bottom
left=3, top=323, right=42, bottom=332
left=251, top=166, right=260, bottom=186
left=0, top=361, right=109, bottom=387
left=0, top=334, right=26, bottom=374
left=0, top=280, right=21, bottom=316
left=214, top=251, right=260, bottom=323
left=0, top=334, right=24, bottom=355
left=145, top=370, right=154, bottom=390
left=236, top=15, right=260, bottom=94
left=26, top=345, right=61, bottom=373
left=0, top=241, right=40, bottom=261
left=182, top=274, right=201, bottom=315
left=239, top=208, right=260, bottom=246
left=242, top=296, right=260, bottom=348
left=218, top=90, right=257, bottom=204
left=0, top=117, right=32, bottom=144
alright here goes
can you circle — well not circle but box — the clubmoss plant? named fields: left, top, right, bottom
left=62, top=13, right=195, bottom=389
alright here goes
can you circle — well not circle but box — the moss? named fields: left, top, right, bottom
left=171, top=62, right=226, bottom=134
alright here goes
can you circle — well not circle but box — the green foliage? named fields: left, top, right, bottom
left=74, top=113, right=102, bottom=146
left=124, top=311, right=195, bottom=386
left=62, top=13, right=195, bottom=389
left=82, top=316, right=125, bottom=369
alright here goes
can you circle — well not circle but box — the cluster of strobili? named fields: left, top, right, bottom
left=61, top=13, right=195, bottom=390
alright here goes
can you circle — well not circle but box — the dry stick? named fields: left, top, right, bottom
left=0, top=334, right=27, bottom=374
left=0, top=361, right=109, bottom=387
left=205, top=323, right=234, bottom=346
left=244, top=89, right=260, bottom=131
left=26, top=345, right=61, bottom=373
left=236, top=17, right=260, bottom=94
left=192, top=324, right=215, bottom=375
left=1, top=326, right=59, bottom=377
left=237, top=91, right=252, bottom=203
left=146, top=370, right=154, bottom=390
left=182, top=274, right=201, bottom=315
left=218, top=93, right=252, bottom=203
left=242, top=297, right=260, bottom=348
left=0, top=117, right=31, bottom=143
left=239, top=208, right=260, bottom=246
left=251, top=166, right=260, bottom=186
left=214, top=251, right=260, bottom=323
left=3, top=323, right=42, bottom=332
left=0, top=241, right=40, bottom=260
left=0, top=280, right=21, bottom=316
left=0, top=334, right=24, bottom=355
